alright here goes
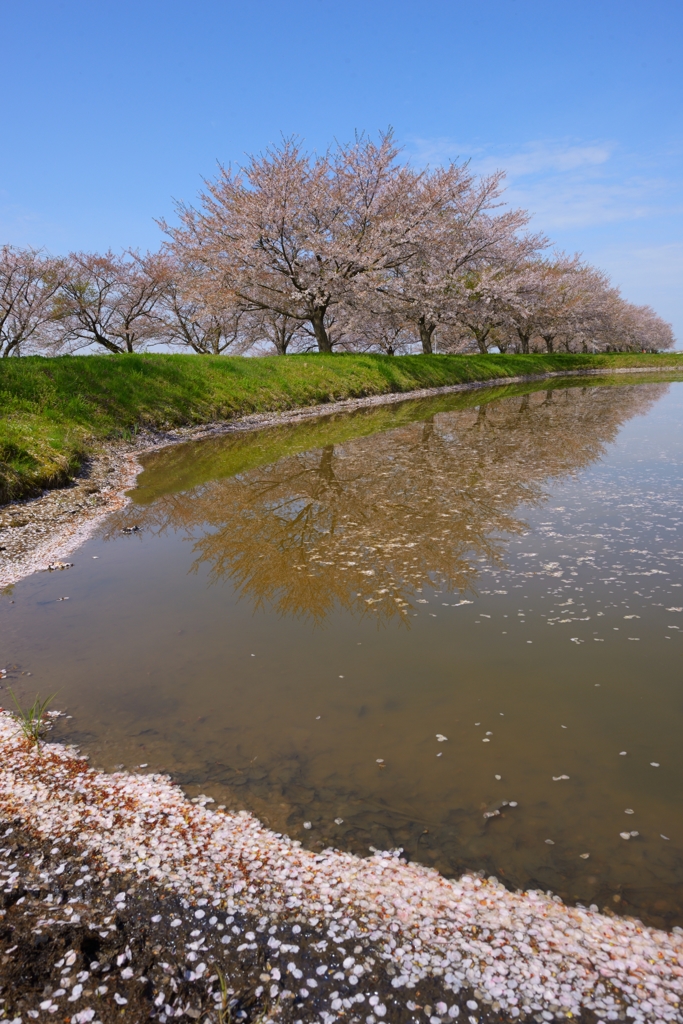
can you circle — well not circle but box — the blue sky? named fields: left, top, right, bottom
left=3, top=0, right=682, bottom=341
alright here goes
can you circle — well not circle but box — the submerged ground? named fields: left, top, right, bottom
left=2, top=374, right=683, bottom=1022
left=0, top=712, right=681, bottom=1024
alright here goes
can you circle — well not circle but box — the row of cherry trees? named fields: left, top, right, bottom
left=0, top=133, right=675, bottom=358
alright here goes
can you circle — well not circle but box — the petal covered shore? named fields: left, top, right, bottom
left=0, top=713, right=681, bottom=1024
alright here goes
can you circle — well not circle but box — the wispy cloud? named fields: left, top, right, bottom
left=406, top=136, right=681, bottom=230
left=492, top=142, right=612, bottom=177
left=410, top=138, right=612, bottom=177
left=407, top=135, right=683, bottom=342
left=503, top=174, right=675, bottom=229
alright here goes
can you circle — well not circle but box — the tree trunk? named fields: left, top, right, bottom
left=311, top=309, right=333, bottom=353
left=94, top=333, right=125, bottom=354
left=542, top=335, right=554, bottom=354
left=517, top=328, right=531, bottom=355
left=1, top=338, right=22, bottom=357
left=473, top=326, right=490, bottom=354
left=418, top=318, right=435, bottom=354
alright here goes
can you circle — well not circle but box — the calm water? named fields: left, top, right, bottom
left=2, top=377, right=683, bottom=929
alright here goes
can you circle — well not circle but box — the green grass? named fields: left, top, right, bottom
left=8, top=690, right=56, bottom=751
left=1, top=351, right=682, bottom=504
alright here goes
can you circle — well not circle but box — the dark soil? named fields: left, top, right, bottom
left=0, top=823, right=549, bottom=1024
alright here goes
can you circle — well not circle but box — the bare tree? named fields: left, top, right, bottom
left=0, top=246, right=65, bottom=357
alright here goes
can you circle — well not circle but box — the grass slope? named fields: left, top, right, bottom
left=1, top=351, right=682, bottom=504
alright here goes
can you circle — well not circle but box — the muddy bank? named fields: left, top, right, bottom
left=2, top=364, right=681, bottom=592
left=0, top=713, right=681, bottom=1023
left=1, top=825, right=465, bottom=1024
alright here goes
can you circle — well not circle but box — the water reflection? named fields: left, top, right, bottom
left=115, top=383, right=662, bottom=623
left=5, top=378, right=682, bottom=930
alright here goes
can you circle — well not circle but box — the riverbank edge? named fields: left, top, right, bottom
left=1, top=362, right=682, bottom=591
left=0, top=711, right=681, bottom=1024
left=3, top=353, right=683, bottom=507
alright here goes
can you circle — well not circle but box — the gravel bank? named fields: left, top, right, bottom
left=2, top=364, right=680, bottom=592
left=0, top=713, right=681, bottom=1024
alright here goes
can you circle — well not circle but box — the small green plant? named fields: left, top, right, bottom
left=215, top=967, right=231, bottom=1024
left=119, top=423, right=140, bottom=442
left=9, top=690, right=57, bottom=751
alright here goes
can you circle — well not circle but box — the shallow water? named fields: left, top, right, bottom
left=3, top=377, right=683, bottom=928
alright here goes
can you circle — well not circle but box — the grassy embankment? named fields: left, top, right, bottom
left=1, top=351, right=682, bottom=504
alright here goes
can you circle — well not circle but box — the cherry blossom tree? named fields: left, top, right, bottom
left=54, top=250, right=165, bottom=354
left=601, top=299, right=675, bottom=353
left=244, top=308, right=308, bottom=355
left=339, top=301, right=417, bottom=355
left=153, top=253, right=253, bottom=355
left=162, top=133, right=494, bottom=354
left=0, top=246, right=65, bottom=357
left=3, top=134, right=675, bottom=360
left=374, top=172, right=546, bottom=354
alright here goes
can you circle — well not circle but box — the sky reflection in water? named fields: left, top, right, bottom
left=3, top=377, right=683, bottom=929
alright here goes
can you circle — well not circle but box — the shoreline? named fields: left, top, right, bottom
left=2, top=367, right=683, bottom=1019
left=2, top=363, right=681, bottom=591
left=0, top=713, right=681, bottom=1023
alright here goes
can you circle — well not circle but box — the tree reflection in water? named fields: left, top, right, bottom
left=113, top=382, right=661, bottom=622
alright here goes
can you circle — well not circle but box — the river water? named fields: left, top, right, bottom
left=2, top=376, right=683, bottom=929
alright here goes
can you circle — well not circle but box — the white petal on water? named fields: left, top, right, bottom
left=0, top=710, right=680, bottom=1024
left=580, top=853, right=590, bottom=859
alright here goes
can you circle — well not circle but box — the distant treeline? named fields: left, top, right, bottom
left=0, top=132, right=675, bottom=359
